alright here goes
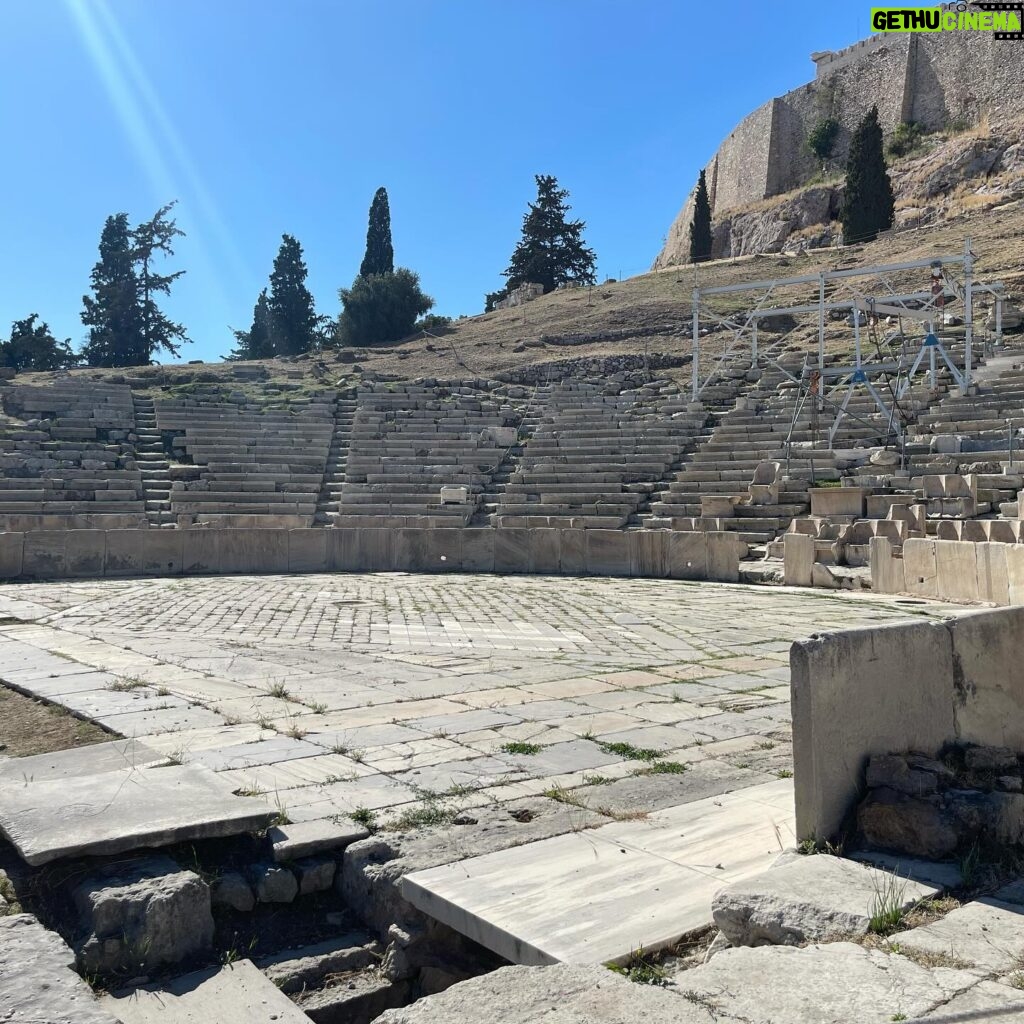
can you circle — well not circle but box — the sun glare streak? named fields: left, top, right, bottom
left=64, top=0, right=247, bottom=349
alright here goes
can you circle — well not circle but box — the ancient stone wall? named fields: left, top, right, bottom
left=655, top=32, right=1024, bottom=268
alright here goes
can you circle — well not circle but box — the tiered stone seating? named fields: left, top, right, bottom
left=338, top=382, right=523, bottom=526
left=154, top=391, right=336, bottom=526
left=909, top=365, right=1024, bottom=465
left=492, top=380, right=708, bottom=529
left=0, top=381, right=147, bottom=529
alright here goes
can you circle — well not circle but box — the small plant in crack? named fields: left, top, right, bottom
left=266, top=682, right=291, bottom=700
left=350, top=807, right=378, bottom=831
left=868, top=873, right=909, bottom=936
left=501, top=741, right=541, bottom=755
left=606, top=946, right=669, bottom=987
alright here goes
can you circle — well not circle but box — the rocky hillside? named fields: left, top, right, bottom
left=678, top=119, right=1024, bottom=263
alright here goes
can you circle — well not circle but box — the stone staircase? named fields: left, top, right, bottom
left=313, top=395, right=357, bottom=525
left=132, top=394, right=174, bottom=527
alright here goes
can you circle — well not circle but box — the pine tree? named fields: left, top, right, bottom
left=688, top=169, right=713, bottom=263
left=132, top=201, right=189, bottom=361
left=337, top=268, right=433, bottom=347
left=359, top=187, right=394, bottom=278
left=841, top=106, right=896, bottom=244
left=268, top=234, right=318, bottom=355
left=0, top=315, right=75, bottom=371
left=80, top=213, right=144, bottom=367
left=226, top=289, right=274, bottom=360
left=503, top=175, right=596, bottom=294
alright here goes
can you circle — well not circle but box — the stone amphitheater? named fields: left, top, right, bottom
left=5, top=273, right=1024, bottom=1021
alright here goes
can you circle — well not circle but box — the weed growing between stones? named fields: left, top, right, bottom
left=108, top=677, right=147, bottom=692
left=606, top=946, right=670, bottom=987
left=868, top=872, right=909, bottom=936
left=596, top=740, right=663, bottom=762
left=500, top=741, right=541, bottom=755
left=350, top=807, right=378, bottom=831
left=635, top=761, right=688, bottom=776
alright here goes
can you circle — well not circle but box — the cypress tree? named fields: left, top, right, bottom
left=688, top=169, right=713, bottom=263
left=227, top=289, right=274, bottom=360
left=503, top=175, right=596, bottom=294
left=81, top=213, right=144, bottom=367
left=841, top=106, right=896, bottom=244
left=359, top=187, right=395, bottom=278
left=132, top=201, right=189, bottom=362
left=268, top=234, right=318, bottom=355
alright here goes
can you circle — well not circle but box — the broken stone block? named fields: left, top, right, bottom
left=857, top=788, right=958, bottom=859
left=211, top=872, right=255, bottom=913
left=294, top=856, right=336, bottom=896
left=73, top=855, right=214, bottom=975
left=712, top=854, right=938, bottom=946
left=964, top=745, right=1019, bottom=772
left=865, top=754, right=941, bottom=797
left=0, top=914, right=118, bottom=1024
left=251, top=864, right=298, bottom=904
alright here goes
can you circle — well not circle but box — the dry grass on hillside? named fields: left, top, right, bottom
left=16, top=201, right=1024, bottom=393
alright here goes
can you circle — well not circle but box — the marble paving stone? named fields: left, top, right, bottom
left=102, top=959, right=312, bottom=1023
left=0, top=764, right=275, bottom=866
left=411, top=708, right=519, bottom=736
left=0, top=739, right=164, bottom=783
left=181, top=736, right=325, bottom=772
left=304, top=722, right=427, bottom=750
left=268, top=819, right=370, bottom=862
left=595, top=724, right=708, bottom=753
left=96, top=706, right=227, bottom=737
left=403, top=780, right=795, bottom=966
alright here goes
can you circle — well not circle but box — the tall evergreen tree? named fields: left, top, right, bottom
left=1, top=314, right=75, bottom=371
left=268, top=234, right=318, bottom=355
left=688, top=169, right=713, bottom=263
left=359, top=187, right=394, bottom=278
left=80, top=213, right=144, bottom=367
left=503, top=175, right=596, bottom=294
left=226, top=289, right=274, bottom=360
left=132, top=201, right=189, bottom=361
left=841, top=106, right=896, bottom=244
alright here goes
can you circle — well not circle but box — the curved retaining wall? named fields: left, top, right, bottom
left=0, top=528, right=744, bottom=583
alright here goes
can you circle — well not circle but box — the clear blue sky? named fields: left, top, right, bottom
left=0, top=1, right=868, bottom=363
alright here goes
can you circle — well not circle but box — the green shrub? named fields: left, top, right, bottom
left=807, top=118, right=840, bottom=161
left=888, top=121, right=924, bottom=158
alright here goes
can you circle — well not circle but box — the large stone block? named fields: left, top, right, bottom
left=218, top=529, right=288, bottom=574
left=74, top=855, right=214, bottom=976
left=706, top=533, right=741, bottom=582
left=809, top=487, right=864, bottom=517
left=1006, top=544, right=1024, bottom=605
left=182, top=529, right=220, bottom=574
left=869, top=537, right=905, bottom=595
left=288, top=529, right=328, bottom=573
left=105, top=530, right=145, bottom=577
left=361, top=529, right=395, bottom=572
left=493, top=529, right=529, bottom=574
left=528, top=530, right=561, bottom=574
left=558, top=529, right=585, bottom=575
left=460, top=529, right=494, bottom=573
left=0, top=531, right=24, bottom=580
left=66, top=530, right=106, bottom=578
left=934, top=540, right=979, bottom=603
left=585, top=530, right=631, bottom=577
left=395, top=529, right=460, bottom=573
left=977, top=541, right=1009, bottom=605
left=791, top=619, right=955, bottom=843
left=902, top=538, right=938, bottom=598
left=713, top=854, right=938, bottom=946
left=784, top=533, right=814, bottom=587
left=947, top=607, right=1024, bottom=749
left=143, top=530, right=185, bottom=576
left=632, top=530, right=667, bottom=578
left=21, top=532, right=67, bottom=579
left=328, top=528, right=361, bottom=572
left=668, top=531, right=707, bottom=579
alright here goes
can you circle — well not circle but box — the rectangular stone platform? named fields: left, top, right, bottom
left=0, top=763, right=275, bottom=866
left=402, top=779, right=795, bottom=966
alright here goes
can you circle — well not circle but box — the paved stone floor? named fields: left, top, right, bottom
left=0, top=574, right=961, bottom=831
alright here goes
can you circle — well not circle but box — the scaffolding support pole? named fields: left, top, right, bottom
left=996, top=297, right=1003, bottom=346
left=691, top=287, right=700, bottom=403
left=751, top=319, right=758, bottom=368
left=964, top=236, right=974, bottom=388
